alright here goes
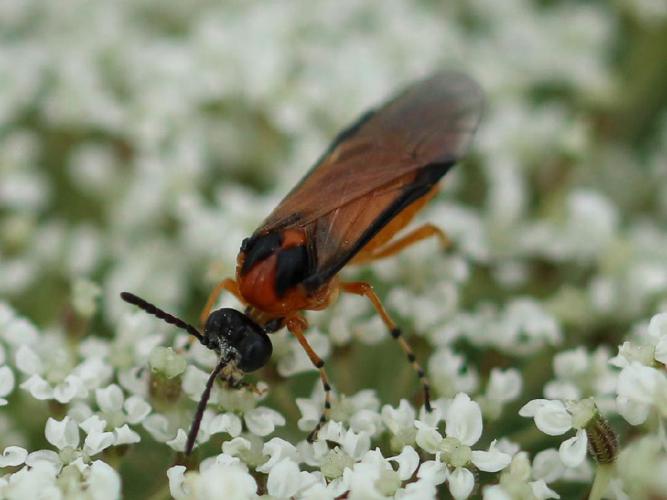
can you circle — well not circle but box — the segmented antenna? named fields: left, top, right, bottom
left=120, top=292, right=204, bottom=343
left=185, top=357, right=227, bottom=455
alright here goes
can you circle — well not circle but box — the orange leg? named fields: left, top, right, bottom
left=355, top=223, right=450, bottom=264
left=340, top=281, right=432, bottom=412
left=199, top=278, right=243, bottom=328
left=285, top=315, right=333, bottom=442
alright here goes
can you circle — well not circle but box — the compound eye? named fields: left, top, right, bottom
left=237, top=331, right=272, bottom=372
left=204, top=308, right=244, bottom=345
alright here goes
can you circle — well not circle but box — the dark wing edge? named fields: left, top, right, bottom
left=258, top=70, right=485, bottom=235
left=303, top=161, right=454, bottom=291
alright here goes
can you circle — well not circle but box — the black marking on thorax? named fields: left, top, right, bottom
left=241, top=229, right=314, bottom=298
left=241, top=232, right=282, bottom=275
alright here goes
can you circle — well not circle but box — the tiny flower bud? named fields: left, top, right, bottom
left=71, top=279, right=101, bottom=318
left=320, top=447, right=354, bottom=479
left=376, top=467, right=402, bottom=496
left=149, top=347, right=187, bottom=379
left=149, top=347, right=186, bottom=406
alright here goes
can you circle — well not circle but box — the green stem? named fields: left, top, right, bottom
left=588, top=463, right=614, bottom=500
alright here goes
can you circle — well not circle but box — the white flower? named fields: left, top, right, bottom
left=519, top=398, right=599, bottom=467
left=300, top=422, right=371, bottom=480
left=480, top=368, right=522, bottom=419
left=545, top=346, right=616, bottom=401
left=486, top=452, right=561, bottom=500
left=616, top=362, right=667, bottom=424
left=299, top=388, right=381, bottom=437
left=71, top=278, right=102, bottom=317
left=15, top=333, right=108, bottom=404
left=415, top=394, right=511, bottom=499
left=80, top=414, right=137, bottom=451
left=244, top=406, right=285, bottom=436
left=96, top=384, right=151, bottom=426
left=428, top=348, right=479, bottom=398
left=342, top=448, right=417, bottom=499
left=0, top=365, right=15, bottom=405
left=168, top=461, right=257, bottom=500
left=649, top=313, right=667, bottom=364
left=611, top=313, right=667, bottom=369
left=0, top=446, right=27, bottom=467
left=486, top=368, right=522, bottom=403
left=266, top=458, right=303, bottom=498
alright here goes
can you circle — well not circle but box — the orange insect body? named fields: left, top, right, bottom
left=121, top=71, right=484, bottom=453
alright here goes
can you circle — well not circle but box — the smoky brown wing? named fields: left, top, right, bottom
left=301, top=162, right=451, bottom=291
left=259, top=70, right=484, bottom=234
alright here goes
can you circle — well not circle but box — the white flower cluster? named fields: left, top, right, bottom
left=167, top=394, right=513, bottom=500
left=1, top=0, right=666, bottom=498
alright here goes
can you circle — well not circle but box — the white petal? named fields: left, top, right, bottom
left=87, top=460, right=122, bottom=500
left=532, top=449, right=565, bottom=483
left=84, top=430, right=115, bottom=455
left=95, top=384, right=124, bottom=413
left=486, top=368, right=522, bottom=402
left=655, top=337, right=667, bottom=364
left=21, top=374, right=54, bottom=400
left=167, top=429, right=188, bottom=452
left=45, top=416, right=80, bottom=449
left=114, top=424, right=140, bottom=445
left=415, top=421, right=443, bottom=454
left=124, top=396, right=151, bottom=424
left=382, top=399, right=416, bottom=434
left=75, top=357, right=113, bottom=391
left=207, top=413, right=242, bottom=438
left=471, top=441, right=512, bottom=472
left=534, top=401, right=572, bottom=436
left=25, top=450, right=61, bottom=473
left=267, top=459, right=301, bottom=498
left=530, top=479, right=560, bottom=499
left=416, top=460, right=448, bottom=484
left=445, top=393, right=482, bottom=446
left=616, top=396, right=650, bottom=425
left=0, top=446, right=27, bottom=467
left=80, top=415, right=108, bottom=435
left=167, top=465, right=187, bottom=500
left=182, top=365, right=209, bottom=400
left=296, top=398, right=321, bottom=432
left=617, top=363, right=661, bottom=404
left=222, top=437, right=252, bottom=457
left=53, top=375, right=86, bottom=403
left=15, top=345, right=42, bottom=375
left=69, top=401, right=94, bottom=422
left=0, top=366, right=15, bottom=398
left=558, top=429, right=587, bottom=467
left=483, top=485, right=512, bottom=500
left=257, top=438, right=298, bottom=473
left=196, top=462, right=257, bottom=498
left=518, top=399, right=549, bottom=417
left=389, top=446, right=420, bottom=480
left=244, top=407, right=285, bottom=436
left=142, top=414, right=173, bottom=442
left=448, top=467, right=475, bottom=499
left=647, top=313, right=667, bottom=340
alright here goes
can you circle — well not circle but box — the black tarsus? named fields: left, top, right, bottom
left=120, top=292, right=205, bottom=343
left=185, top=357, right=228, bottom=455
